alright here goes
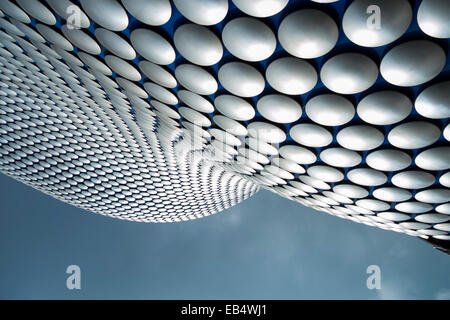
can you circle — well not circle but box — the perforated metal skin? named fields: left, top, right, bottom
left=0, top=0, right=448, bottom=252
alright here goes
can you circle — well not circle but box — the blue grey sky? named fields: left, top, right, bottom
left=0, top=173, right=449, bottom=300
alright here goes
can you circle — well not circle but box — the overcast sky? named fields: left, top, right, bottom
left=0, top=173, right=449, bottom=299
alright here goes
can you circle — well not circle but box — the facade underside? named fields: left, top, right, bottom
left=0, top=0, right=449, bottom=251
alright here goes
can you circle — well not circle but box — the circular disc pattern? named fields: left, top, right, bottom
left=0, top=0, right=448, bottom=246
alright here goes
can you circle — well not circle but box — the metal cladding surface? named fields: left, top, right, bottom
left=0, top=0, right=449, bottom=249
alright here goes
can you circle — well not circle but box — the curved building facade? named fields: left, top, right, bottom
left=0, top=0, right=449, bottom=251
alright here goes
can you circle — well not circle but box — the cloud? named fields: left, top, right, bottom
left=377, top=284, right=407, bottom=300
left=435, top=289, right=450, bottom=300
left=388, top=242, right=412, bottom=258
left=376, top=279, right=417, bottom=300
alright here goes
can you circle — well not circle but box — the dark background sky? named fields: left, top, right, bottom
left=0, top=173, right=449, bottom=299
